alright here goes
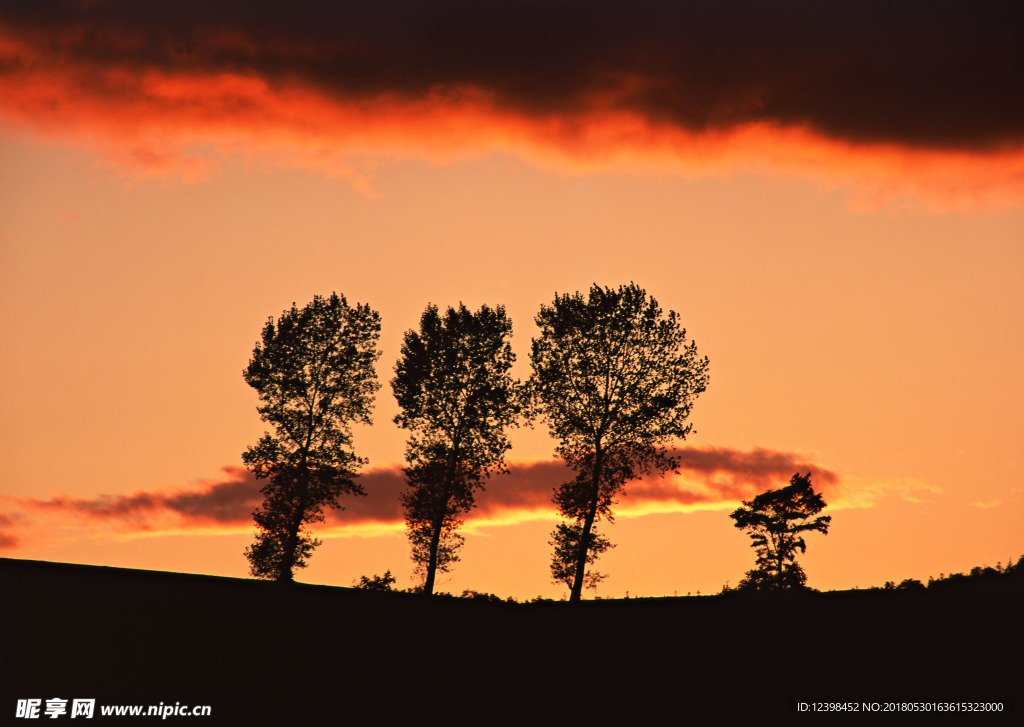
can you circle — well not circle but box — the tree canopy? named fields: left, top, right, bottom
left=391, top=303, right=520, bottom=594
left=729, top=472, right=831, bottom=590
left=529, top=283, right=710, bottom=601
left=242, top=292, right=381, bottom=582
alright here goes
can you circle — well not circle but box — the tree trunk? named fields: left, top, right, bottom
left=774, top=531, right=785, bottom=588
left=569, top=445, right=603, bottom=603
left=278, top=469, right=309, bottom=583
left=423, top=510, right=445, bottom=595
left=280, top=413, right=318, bottom=583
left=422, top=442, right=461, bottom=595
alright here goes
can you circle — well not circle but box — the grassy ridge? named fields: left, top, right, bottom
left=2, top=557, right=1019, bottom=722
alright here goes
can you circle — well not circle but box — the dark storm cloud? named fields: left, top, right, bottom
left=1, top=0, right=1021, bottom=151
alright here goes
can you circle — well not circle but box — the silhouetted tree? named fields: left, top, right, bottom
left=529, top=283, right=710, bottom=602
left=391, top=304, right=520, bottom=595
left=242, top=293, right=381, bottom=582
left=729, top=472, right=831, bottom=590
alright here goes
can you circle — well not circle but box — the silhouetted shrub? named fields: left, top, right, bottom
left=353, top=571, right=396, bottom=591
left=897, top=578, right=925, bottom=590
left=460, top=589, right=516, bottom=603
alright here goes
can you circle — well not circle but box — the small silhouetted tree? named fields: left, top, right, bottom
left=242, top=293, right=381, bottom=582
left=391, top=303, right=520, bottom=595
left=529, top=283, right=710, bottom=602
left=730, top=472, right=831, bottom=591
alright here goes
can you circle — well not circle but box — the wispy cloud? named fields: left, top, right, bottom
left=0, top=445, right=929, bottom=548
left=826, top=475, right=940, bottom=511
left=973, top=498, right=1002, bottom=509
left=1, top=1, right=1021, bottom=209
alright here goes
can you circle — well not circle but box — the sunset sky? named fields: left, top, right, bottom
left=2, top=0, right=1022, bottom=599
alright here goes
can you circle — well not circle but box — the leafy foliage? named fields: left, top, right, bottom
left=354, top=571, right=397, bottom=591
left=391, top=303, right=521, bottom=594
left=730, top=472, right=831, bottom=591
left=549, top=521, right=614, bottom=592
left=529, top=283, right=709, bottom=601
left=242, top=293, right=381, bottom=581
left=401, top=455, right=468, bottom=583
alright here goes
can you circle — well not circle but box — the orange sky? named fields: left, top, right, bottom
left=1, top=1, right=1022, bottom=599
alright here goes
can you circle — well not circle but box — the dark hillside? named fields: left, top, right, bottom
left=2, top=558, right=1018, bottom=722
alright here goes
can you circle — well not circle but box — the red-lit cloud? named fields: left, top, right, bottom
left=25, top=470, right=262, bottom=526
left=0, top=445, right=931, bottom=549
left=0, top=513, right=19, bottom=549
left=1, top=1, right=1022, bottom=209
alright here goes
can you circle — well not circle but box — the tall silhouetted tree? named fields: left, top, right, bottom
left=729, top=472, right=831, bottom=590
left=391, top=303, right=520, bottom=595
left=242, top=293, right=381, bottom=582
left=529, top=283, right=710, bottom=601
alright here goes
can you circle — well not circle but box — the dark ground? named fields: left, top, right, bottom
left=2, top=557, right=1019, bottom=723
